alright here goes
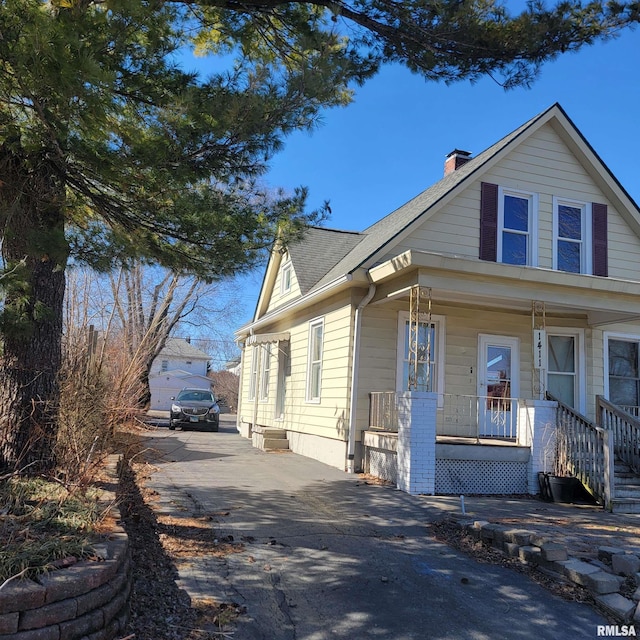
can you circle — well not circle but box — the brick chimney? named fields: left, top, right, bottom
left=444, top=149, right=472, bottom=176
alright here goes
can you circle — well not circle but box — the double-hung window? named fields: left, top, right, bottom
left=248, top=346, right=258, bottom=401
left=259, top=343, right=271, bottom=401
left=480, top=183, right=538, bottom=266
left=397, top=312, right=445, bottom=398
left=607, top=335, right=640, bottom=408
left=306, top=318, right=324, bottom=402
left=553, top=197, right=591, bottom=274
left=498, top=188, right=537, bottom=266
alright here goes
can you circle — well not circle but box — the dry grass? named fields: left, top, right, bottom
left=0, top=477, right=105, bottom=583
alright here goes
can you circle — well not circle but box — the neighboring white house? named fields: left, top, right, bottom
left=149, top=338, right=212, bottom=410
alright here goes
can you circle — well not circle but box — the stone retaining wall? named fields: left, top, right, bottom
left=0, top=458, right=131, bottom=640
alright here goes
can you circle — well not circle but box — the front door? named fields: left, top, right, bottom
left=477, top=335, right=519, bottom=437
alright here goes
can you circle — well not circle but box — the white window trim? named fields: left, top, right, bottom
left=259, top=343, right=271, bottom=402
left=248, top=346, right=258, bottom=401
left=603, top=331, right=640, bottom=402
left=280, top=262, right=293, bottom=294
left=497, top=186, right=539, bottom=267
left=546, top=327, right=586, bottom=414
left=306, top=317, right=324, bottom=403
left=396, top=311, right=445, bottom=406
left=552, top=197, right=592, bottom=274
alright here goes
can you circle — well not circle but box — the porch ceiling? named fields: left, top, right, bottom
left=368, top=250, right=640, bottom=326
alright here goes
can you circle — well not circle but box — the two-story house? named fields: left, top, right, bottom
left=235, top=103, right=640, bottom=511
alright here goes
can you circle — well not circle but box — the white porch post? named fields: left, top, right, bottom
left=517, top=399, right=557, bottom=494
left=396, top=391, right=437, bottom=495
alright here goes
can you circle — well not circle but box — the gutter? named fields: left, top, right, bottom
left=346, top=279, right=376, bottom=473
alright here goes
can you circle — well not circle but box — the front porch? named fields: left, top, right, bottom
left=363, top=391, right=640, bottom=511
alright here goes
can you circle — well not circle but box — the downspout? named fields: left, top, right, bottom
left=236, top=335, right=248, bottom=434
left=347, top=279, right=376, bottom=473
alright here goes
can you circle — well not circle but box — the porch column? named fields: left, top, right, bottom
left=517, top=399, right=557, bottom=494
left=397, top=392, right=437, bottom=495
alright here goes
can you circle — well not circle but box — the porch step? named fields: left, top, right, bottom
left=612, top=457, right=640, bottom=512
left=262, top=428, right=290, bottom=452
left=611, top=497, right=640, bottom=514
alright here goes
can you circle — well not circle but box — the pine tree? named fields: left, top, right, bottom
left=0, top=0, right=637, bottom=471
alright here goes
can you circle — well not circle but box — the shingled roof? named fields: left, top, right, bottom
left=308, top=106, right=553, bottom=292
left=286, top=226, right=364, bottom=294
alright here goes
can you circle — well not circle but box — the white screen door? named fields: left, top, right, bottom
left=477, top=335, right=519, bottom=437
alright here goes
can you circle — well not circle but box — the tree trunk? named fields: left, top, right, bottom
left=0, top=146, right=67, bottom=474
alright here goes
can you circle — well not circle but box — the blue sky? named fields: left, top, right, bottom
left=216, top=25, right=640, bottom=347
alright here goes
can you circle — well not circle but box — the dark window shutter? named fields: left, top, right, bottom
left=592, top=203, right=608, bottom=277
left=480, top=182, right=498, bottom=262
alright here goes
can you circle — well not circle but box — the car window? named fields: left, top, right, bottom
left=177, top=391, right=214, bottom=402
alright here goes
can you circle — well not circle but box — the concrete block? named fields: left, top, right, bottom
left=595, top=593, right=637, bottom=621
left=19, top=597, right=78, bottom=630
left=0, top=611, right=19, bottom=634
left=0, top=579, right=46, bottom=613
left=540, top=543, right=568, bottom=562
left=632, top=587, right=640, bottom=602
left=598, top=546, right=627, bottom=563
left=504, top=542, right=520, bottom=558
left=635, top=601, right=640, bottom=623
left=504, top=529, right=533, bottom=546
left=556, top=559, right=601, bottom=586
left=480, top=524, right=501, bottom=542
left=584, top=571, right=625, bottom=595
left=519, top=546, right=541, bottom=565
left=612, top=553, right=640, bottom=577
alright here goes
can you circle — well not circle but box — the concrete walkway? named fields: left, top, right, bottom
left=141, top=416, right=637, bottom=640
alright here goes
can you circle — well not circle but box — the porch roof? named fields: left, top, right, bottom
left=369, top=249, right=640, bottom=326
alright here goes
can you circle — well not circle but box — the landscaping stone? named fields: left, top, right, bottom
left=632, top=587, right=640, bottom=602
left=595, top=593, right=637, bottom=621
left=598, top=546, right=627, bottom=563
left=555, top=558, right=600, bottom=586
left=612, top=553, right=640, bottom=577
left=584, top=571, right=625, bottom=595
left=503, top=542, right=520, bottom=558
left=540, top=543, right=568, bottom=562
left=519, top=546, right=541, bottom=565
left=504, top=529, right=533, bottom=546
left=635, top=601, right=640, bottom=623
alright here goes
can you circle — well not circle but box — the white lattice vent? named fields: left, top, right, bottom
left=436, top=460, right=528, bottom=495
left=366, top=448, right=398, bottom=484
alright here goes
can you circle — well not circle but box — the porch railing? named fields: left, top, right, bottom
left=368, top=391, right=517, bottom=439
left=369, top=392, right=399, bottom=432
left=441, top=394, right=517, bottom=440
left=597, top=396, right=640, bottom=475
left=547, top=393, right=613, bottom=509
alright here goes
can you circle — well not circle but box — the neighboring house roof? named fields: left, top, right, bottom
left=159, top=338, right=210, bottom=361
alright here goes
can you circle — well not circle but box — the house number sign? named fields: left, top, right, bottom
left=534, top=329, right=547, bottom=370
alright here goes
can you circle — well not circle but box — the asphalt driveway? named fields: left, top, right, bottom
left=144, top=415, right=608, bottom=640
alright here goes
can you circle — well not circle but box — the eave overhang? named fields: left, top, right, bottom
left=369, top=250, right=640, bottom=326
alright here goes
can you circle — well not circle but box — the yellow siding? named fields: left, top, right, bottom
left=265, top=251, right=302, bottom=313
left=354, top=302, right=608, bottom=437
left=377, top=123, right=640, bottom=279
left=239, top=291, right=355, bottom=441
